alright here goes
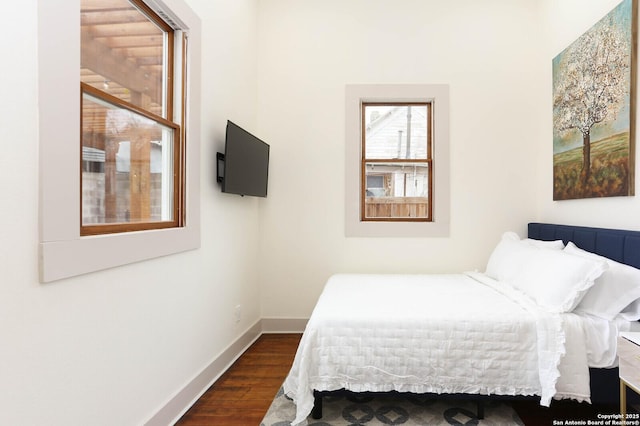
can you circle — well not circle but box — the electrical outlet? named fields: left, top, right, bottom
left=234, top=305, right=242, bottom=323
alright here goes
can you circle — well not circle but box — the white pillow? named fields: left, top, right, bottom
left=485, top=232, right=564, bottom=280
left=485, top=235, right=608, bottom=313
left=495, top=231, right=565, bottom=249
left=565, top=242, right=640, bottom=320
left=524, top=238, right=565, bottom=250
left=485, top=235, right=530, bottom=282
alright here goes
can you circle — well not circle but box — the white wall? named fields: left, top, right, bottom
left=0, top=0, right=261, bottom=425
left=256, top=0, right=547, bottom=318
left=537, top=0, right=640, bottom=230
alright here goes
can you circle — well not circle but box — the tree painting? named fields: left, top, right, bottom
left=552, top=0, right=635, bottom=200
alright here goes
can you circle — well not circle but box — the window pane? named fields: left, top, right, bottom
left=82, top=92, right=175, bottom=226
left=81, top=0, right=167, bottom=118
left=364, top=162, right=429, bottom=219
left=364, top=104, right=428, bottom=160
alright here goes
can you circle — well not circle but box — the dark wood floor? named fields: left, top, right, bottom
left=175, top=333, right=301, bottom=426
left=176, top=333, right=621, bottom=426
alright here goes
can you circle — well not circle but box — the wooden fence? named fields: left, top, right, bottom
left=364, top=197, right=429, bottom=219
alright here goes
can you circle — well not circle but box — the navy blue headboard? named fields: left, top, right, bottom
left=528, top=223, right=640, bottom=269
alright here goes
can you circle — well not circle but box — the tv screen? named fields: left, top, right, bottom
left=221, top=120, right=270, bottom=197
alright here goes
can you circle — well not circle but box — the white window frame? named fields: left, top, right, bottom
left=38, top=0, right=201, bottom=282
left=345, top=84, right=450, bottom=237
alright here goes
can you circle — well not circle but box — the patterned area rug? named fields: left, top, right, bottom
left=261, top=387, right=524, bottom=425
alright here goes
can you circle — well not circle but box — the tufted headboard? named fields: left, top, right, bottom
left=528, top=223, right=640, bottom=270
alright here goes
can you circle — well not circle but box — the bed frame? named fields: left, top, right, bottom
left=311, top=223, right=640, bottom=419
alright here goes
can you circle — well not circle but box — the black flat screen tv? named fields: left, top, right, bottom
left=221, top=120, right=270, bottom=197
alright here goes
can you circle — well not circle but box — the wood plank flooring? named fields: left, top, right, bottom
left=175, top=333, right=621, bottom=426
left=175, top=333, right=301, bottom=426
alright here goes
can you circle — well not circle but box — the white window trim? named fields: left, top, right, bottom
left=345, top=84, right=450, bottom=237
left=38, top=0, right=201, bottom=282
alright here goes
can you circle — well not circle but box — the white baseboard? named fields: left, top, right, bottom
left=143, top=320, right=263, bottom=426
left=143, top=318, right=307, bottom=426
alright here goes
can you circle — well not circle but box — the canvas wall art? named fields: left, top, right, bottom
left=552, top=0, right=636, bottom=200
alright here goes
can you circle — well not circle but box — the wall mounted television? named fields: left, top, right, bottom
left=218, top=120, right=270, bottom=197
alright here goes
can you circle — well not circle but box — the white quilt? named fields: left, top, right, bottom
left=283, top=273, right=591, bottom=426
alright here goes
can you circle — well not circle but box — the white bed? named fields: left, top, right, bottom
left=283, top=224, right=640, bottom=425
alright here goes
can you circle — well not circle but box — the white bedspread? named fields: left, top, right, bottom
left=283, top=273, right=591, bottom=425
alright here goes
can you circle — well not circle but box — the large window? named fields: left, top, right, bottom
left=38, top=0, right=201, bottom=282
left=345, top=84, right=450, bottom=238
left=80, top=0, right=185, bottom=235
left=361, top=103, right=433, bottom=221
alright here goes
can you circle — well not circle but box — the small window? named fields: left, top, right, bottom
left=345, top=84, right=449, bottom=238
left=361, top=103, right=432, bottom=221
left=80, top=0, right=184, bottom=235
